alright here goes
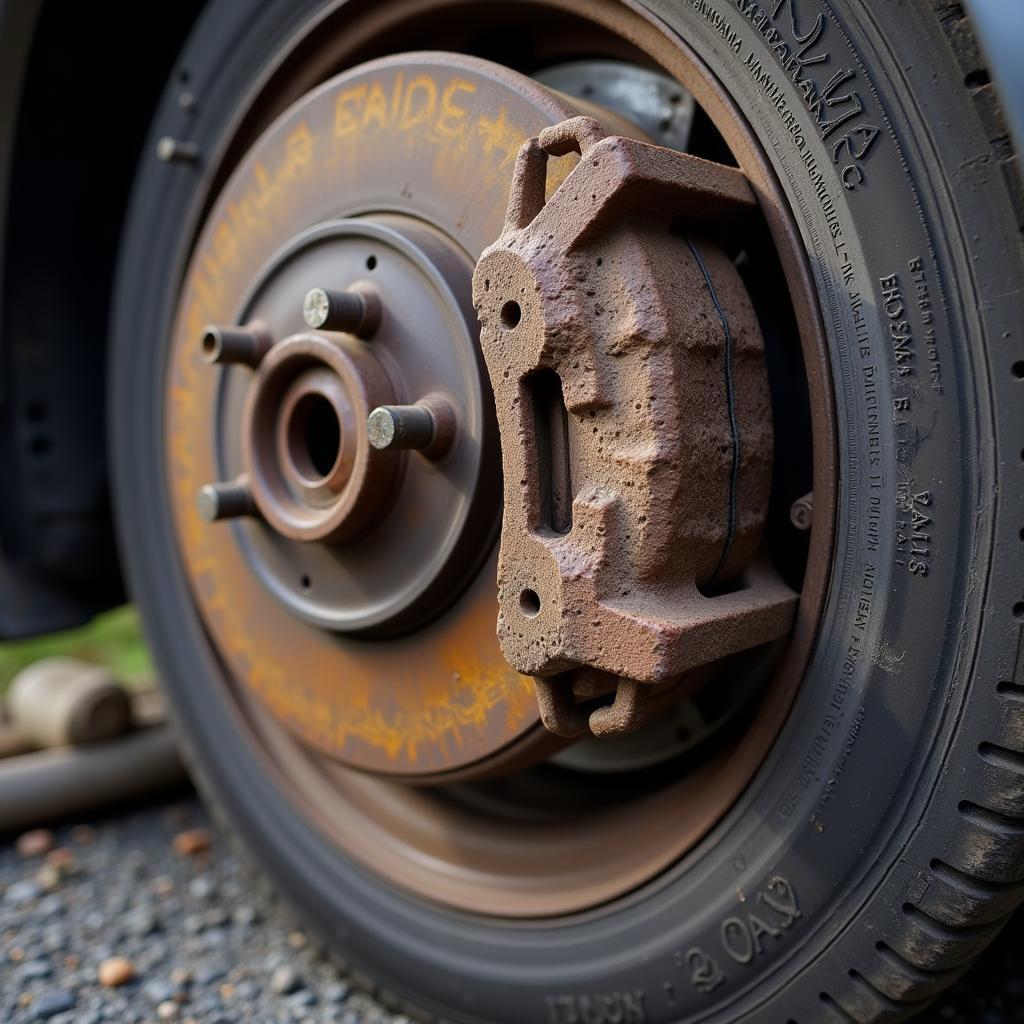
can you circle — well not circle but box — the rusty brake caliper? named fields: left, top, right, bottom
left=472, top=117, right=797, bottom=739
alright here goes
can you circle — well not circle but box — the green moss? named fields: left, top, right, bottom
left=0, top=605, right=153, bottom=695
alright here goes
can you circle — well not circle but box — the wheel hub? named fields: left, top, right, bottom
left=201, top=215, right=491, bottom=635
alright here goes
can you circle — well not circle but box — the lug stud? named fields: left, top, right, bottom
left=197, top=479, right=257, bottom=522
left=366, top=399, right=454, bottom=457
left=789, top=492, right=813, bottom=531
left=156, top=137, right=199, bottom=163
left=302, top=287, right=380, bottom=337
left=200, top=324, right=273, bottom=368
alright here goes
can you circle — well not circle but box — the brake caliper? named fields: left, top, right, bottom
left=472, top=117, right=797, bottom=738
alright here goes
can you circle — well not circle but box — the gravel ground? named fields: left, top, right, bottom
left=1, top=792, right=1021, bottom=1023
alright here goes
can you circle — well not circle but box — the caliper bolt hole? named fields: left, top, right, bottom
left=500, top=301, right=522, bottom=329
left=520, top=588, right=541, bottom=617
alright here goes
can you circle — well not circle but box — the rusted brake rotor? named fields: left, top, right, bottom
left=473, top=117, right=795, bottom=738
left=168, top=53, right=613, bottom=779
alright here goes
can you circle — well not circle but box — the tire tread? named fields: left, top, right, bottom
left=811, top=5, right=1024, bottom=1019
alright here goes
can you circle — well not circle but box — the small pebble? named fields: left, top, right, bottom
left=156, top=1001, right=179, bottom=1020
left=231, top=905, right=258, bottom=927
left=37, top=894, right=64, bottom=918
left=83, top=910, right=106, bottom=933
left=20, top=957, right=53, bottom=980
left=32, top=988, right=75, bottom=1020
left=188, top=876, right=215, bottom=900
left=270, top=964, right=302, bottom=995
left=98, top=956, right=135, bottom=988
left=324, top=981, right=351, bottom=1004
left=5, top=879, right=41, bottom=906
left=16, top=830, right=56, bottom=859
left=143, top=979, right=176, bottom=1004
left=205, top=906, right=229, bottom=928
left=36, top=866, right=63, bottom=892
left=152, top=875, right=175, bottom=897
left=170, top=967, right=192, bottom=987
left=173, top=829, right=212, bottom=856
left=45, top=848, right=75, bottom=871
left=194, top=962, right=227, bottom=985
left=125, top=908, right=160, bottom=937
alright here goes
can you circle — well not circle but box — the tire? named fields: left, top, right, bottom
left=110, top=1, right=1024, bottom=1021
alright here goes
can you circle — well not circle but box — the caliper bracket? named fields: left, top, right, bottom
left=473, top=117, right=797, bottom=737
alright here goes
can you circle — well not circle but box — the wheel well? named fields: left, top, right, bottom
left=0, top=0, right=205, bottom=636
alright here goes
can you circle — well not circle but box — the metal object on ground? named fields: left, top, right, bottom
left=7, top=657, right=132, bottom=748
left=473, top=117, right=797, bottom=737
left=0, top=727, right=185, bottom=833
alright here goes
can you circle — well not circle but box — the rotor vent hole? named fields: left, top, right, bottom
left=500, top=300, right=522, bottom=329
left=300, top=575, right=312, bottom=592
left=1012, top=360, right=1024, bottom=379
left=366, top=255, right=377, bottom=270
left=288, top=393, right=341, bottom=481
left=520, top=589, right=541, bottom=617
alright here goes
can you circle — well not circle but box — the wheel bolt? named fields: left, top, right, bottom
left=789, top=491, right=813, bottom=531
left=200, top=324, right=272, bottom=368
left=156, top=137, right=199, bottom=163
left=302, top=287, right=380, bottom=337
left=366, top=399, right=454, bottom=457
left=197, top=479, right=257, bottom=522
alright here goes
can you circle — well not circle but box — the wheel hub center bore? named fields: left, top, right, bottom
left=243, top=331, right=396, bottom=543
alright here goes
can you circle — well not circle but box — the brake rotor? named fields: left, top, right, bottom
left=166, top=52, right=652, bottom=779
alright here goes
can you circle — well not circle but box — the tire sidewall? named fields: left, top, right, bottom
left=110, top=1, right=1024, bottom=1021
